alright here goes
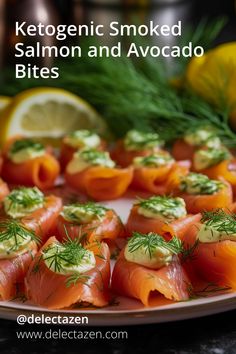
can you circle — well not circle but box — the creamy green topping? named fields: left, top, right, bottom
left=0, top=220, right=38, bottom=259
left=184, top=126, right=221, bottom=148
left=198, top=210, right=236, bottom=243
left=124, top=232, right=183, bottom=269
left=4, top=187, right=44, bottom=218
left=133, top=152, right=174, bottom=168
left=64, top=130, right=101, bottom=149
left=61, top=202, right=108, bottom=224
left=8, top=139, right=45, bottom=164
left=66, top=148, right=115, bottom=174
left=43, top=239, right=96, bottom=276
left=180, top=173, right=223, bottom=195
left=193, top=147, right=231, bottom=171
left=137, top=196, right=187, bottom=221
left=124, top=130, right=163, bottom=151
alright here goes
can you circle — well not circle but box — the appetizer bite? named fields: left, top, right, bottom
left=172, top=126, right=222, bottom=161
left=183, top=209, right=236, bottom=290
left=0, top=220, right=38, bottom=300
left=192, top=147, right=236, bottom=194
left=0, top=178, right=9, bottom=202
left=56, top=202, right=124, bottom=243
left=65, top=148, right=133, bottom=200
left=60, top=130, right=105, bottom=170
left=2, top=137, right=60, bottom=190
left=126, top=196, right=201, bottom=239
left=167, top=172, right=233, bottom=213
left=111, top=130, right=164, bottom=167
left=25, top=237, right=110, bottom=309
left=111, top=232, right=190, bottom=306
left=3, top=187, right=62, bottom=243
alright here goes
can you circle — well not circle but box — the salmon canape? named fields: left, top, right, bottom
left=192, top=147, right=236, bottom=194
left=2, top=187, right=62, bottom=243
left=2, top=137, right=60, bottom=190
left=172, top=126, right=222, bottom=161
left=111, top=232, right=190, bottom=305
left=56, top=201, right=124, bottom=243
left=25, top=236, right=110, bottom=309
left=65, top=148, right=133, bottom=201
left=126, top=195, right=201, bottom=240
left=182, top=209, right=236, bottom=290
left=111, top=130, right=164, bottom=167
left=0, top=220, right=38, bottom=300
left=60, top=130, right=106, bottom=170
left=0, top=179, right=9, bottom=202
left=167, top=172, right=233, bottom=214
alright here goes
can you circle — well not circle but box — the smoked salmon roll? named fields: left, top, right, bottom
left=65, top=148, right=133, bottom=201
left=126, top=196, right=201, bottom=240
left=25, top=236, right=111, bottom=309
left=60, top=130, right=106, bottom=170
left=56, top=202, right=124, bottom=243
left=182, top=209, right=236, bottom=290
left=0, top=220, right=37, bottom=300
left=172, top=126, right=222, bottom=161
left=2, top=137, right=60, bottom=190
left=111, top=130, right=164, bottom=167
left=167, top=172, right=233, bottom=214
left=0, top=178, right=9, bottom=202
left=111, top=232, right=190, bottom=305
left=2, top=187, right=62, bottom=243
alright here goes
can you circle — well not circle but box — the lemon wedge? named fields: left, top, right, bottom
left=0, top=88, right=109, bottom=144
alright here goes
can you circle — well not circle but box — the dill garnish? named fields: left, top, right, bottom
left=180, top=173, right=223, bottom=195
left=10, top=139, right=44, bottom=154
left=61, top=202, right=108, bottom=224
left=127, top=232, right=183, bottom=259
left=201, top=209, right=236, bottom=235
left=188, top=282, right=232, bottom=299
left=0, top=220, right=39, bottom=252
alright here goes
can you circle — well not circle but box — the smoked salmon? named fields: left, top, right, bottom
left=182, top=210, right=236, bottom=289
left=126, top=196, right=201, bottom=240
left=2, top=137, right=60, bottom=190
left=111, top=232, right=190, bottom=305
left=56, top=202, right=124, bottom=243
left=25, top=237, right=111, bottom=309
left=111, top=130, right=164, bottom=167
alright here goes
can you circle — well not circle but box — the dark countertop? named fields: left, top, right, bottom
left=1, top=309, right=236, bottom=353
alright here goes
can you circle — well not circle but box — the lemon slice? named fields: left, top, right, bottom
left=0, top=88, right=109, bottom=144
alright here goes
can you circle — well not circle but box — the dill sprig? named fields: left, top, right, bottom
left=61, top=202, right=108, bottom=224
left=127, top=232, right=184, bottom=258
left=0, top=219, right=39, bottom=252
left=201, top=209, right=236, bottom=235
left=188, top=282, right=231, bottom=299
left=43, top=238, right=88, bottom=273
left=10, top=139, right=44, bottom=154
left=5, top=187, right=44, bottom=210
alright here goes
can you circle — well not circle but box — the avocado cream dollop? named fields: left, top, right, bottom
left=8, top=139, right=45, bottom=164
left=61, top=202, right=107, bottom=224
left=4, top=187, right=44, bottom=218
left=193, top=147, right=231, bottom=171
left=66, top=148, right=115, bottom=174
left=124, top=130, right=163, bottom=151
left=133, top=152, right=174, bottom=168
left=184, top=127, right=221, bottom=148
left=180, top=173, right=223, bottom=195
left=137, top=196, right=187, bottom=220
left=64, top=130, right=101, bottom=149
left=43, top=241, right=96, bottom=275
left=124, top=232, right=182, bottom=269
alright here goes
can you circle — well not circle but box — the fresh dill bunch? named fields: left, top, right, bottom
left=201, top=209, right=236, bottom=235
left=10, top=139, right=45, bottom=154
left=127, top=232, right=183, bottom=258
left=0, top=219, right=39, bottom=252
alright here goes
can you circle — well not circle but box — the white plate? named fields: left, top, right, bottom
left=0, top=193, right=235, bottom=325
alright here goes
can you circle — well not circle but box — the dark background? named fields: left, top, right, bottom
left=1, top=1, right=236, bottom=353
